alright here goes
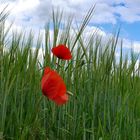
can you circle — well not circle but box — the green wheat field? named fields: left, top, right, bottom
left=0, top=7, right=140, bottom=140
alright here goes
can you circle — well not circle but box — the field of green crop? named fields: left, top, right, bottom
left=0, top=7, right=140, bottom=140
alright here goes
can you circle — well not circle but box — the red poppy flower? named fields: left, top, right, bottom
left=52, top=44, right=72, bottom=60
left=41, top=67, right=68, bottom=105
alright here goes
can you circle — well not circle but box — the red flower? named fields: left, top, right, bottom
left=41, top=67, right=68, bottom=105
left=52, top=44, right=72, bottom=60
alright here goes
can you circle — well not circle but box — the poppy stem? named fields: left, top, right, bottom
left=57, top=58, right=60, bottom=71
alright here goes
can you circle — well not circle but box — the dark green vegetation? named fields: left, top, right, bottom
left=0, top=7, right=140, bottom=140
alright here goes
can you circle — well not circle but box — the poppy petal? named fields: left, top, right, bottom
left=53, top=94, right=68, bottom=105
left=41, top=67, right=68, bottom=105
left=52, top=44, right=72, bottom=60
left=44, top=67, right=51, bottom=75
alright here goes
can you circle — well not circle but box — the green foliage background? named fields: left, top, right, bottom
left=0, top=7, right=140, bottom=140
